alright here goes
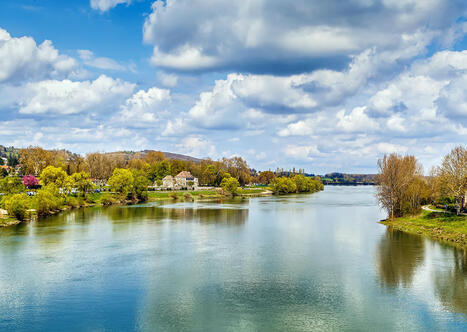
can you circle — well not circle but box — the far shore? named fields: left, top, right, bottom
left=0, top=187, right=275, bottom=228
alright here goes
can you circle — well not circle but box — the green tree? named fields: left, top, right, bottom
left=108, top=168, right=134, bottom=197
left=131, top=169, right=150, bottom=201
left=0, top=176, right=25, bottom=194
left=2, top=193, right=30, bottom=220
left=221, top=177, right=240, bottom=195
left=271, top=177, right=297, bottom=194
left=33, top=187, right=62, bottom=216
left=70, top=172, right=93, bottom=194
left=40, top=166, right=68, bottom=189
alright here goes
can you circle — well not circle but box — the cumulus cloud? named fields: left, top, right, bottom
left=0, top=27, right=77, bottom=83
left=15, top=75, right=135, bottom=114
left=176, top=136, right=216, bottom=158
left=143, top=0, right=463, bottom=73
left=90, top=0, right=131, bottom=12
left=116, top=86, right=171, bottom=125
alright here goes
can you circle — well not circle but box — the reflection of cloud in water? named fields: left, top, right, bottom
left=103, top=201, right=249, bottom=225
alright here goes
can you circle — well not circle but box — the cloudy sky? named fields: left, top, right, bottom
left=0, top=0, right=466, bottom=173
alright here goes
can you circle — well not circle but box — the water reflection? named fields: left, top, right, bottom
left=434, top=247, right=467, bottom=315
left=376, top=228, right=425, bottom=288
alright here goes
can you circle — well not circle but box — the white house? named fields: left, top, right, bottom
left=157, top=171, right=198, bottom=190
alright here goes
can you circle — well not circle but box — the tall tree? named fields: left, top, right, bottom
left=437, top=146, right=467, bottom=215
left=376, top=154, right=424, bottom=218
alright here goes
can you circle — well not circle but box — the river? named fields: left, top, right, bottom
left=0, top=186, right=466, bottom=331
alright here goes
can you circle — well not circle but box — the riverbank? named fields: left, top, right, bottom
left=381, top=210, right=467, bottom=248
left=0, top=187, right=273, bottom=227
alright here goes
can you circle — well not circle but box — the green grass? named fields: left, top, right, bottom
left=147, top=190, right=220, bottom=200
left=0, top=216, right=21, bottom=227
left=382, top=210, right=467, bottom=247
left=237, top=188, right=268, bottom=194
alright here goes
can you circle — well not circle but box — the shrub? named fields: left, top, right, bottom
left=34, top=188, right=61, bottom=216
left=169, top=192, right=179, bottom=200
left=3, top=193, right=30, bottom=220
left=184, top=193, right=193, bottom=200
left=101, top=195, right=117, bottom=206
left=65, top=196, right=80, bottom=208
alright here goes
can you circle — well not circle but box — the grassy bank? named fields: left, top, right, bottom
left=381, top=211, right=467, bottom=248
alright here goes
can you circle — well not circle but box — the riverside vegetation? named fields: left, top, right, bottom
left=376, top=145, right=466, bottom=247
left=0, top=146, right=323, bottom=226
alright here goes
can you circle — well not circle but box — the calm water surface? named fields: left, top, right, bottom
left=0, top=186, right=466, bottom=331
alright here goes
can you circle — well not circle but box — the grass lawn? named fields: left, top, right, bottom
left=147, top=190, right=220, bottom=200
left=237, top=188, right=269, bottom=194
left=381, top=210, right=467, bottom=247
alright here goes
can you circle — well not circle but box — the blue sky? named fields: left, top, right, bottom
left=0, top=0, right=466, bottom=174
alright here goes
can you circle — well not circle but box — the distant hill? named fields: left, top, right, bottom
left=0, top=145, right=202, bottom=163
left=320, top=172, right=376, bottom=185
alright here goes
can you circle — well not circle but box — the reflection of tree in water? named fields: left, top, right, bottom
left=376, top=228, right=425, bottom=288
left=105, top=204, right=248, bottom=226
left=434, top=247, right=467, bottom=315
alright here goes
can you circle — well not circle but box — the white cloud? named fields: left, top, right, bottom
left=90, top=0, right=131, bottom=12
left=0, top=27, right=77, bottom=83
left=176, top=136, right=216, bottom=158
left=17, top=75, right=135, bottom=114
left=284, top=144, right=321, bottom=160
left=337, top=107, right=379, bottom=132
left=143, top=0, right=462, bottom=73
left=157, top=72, right=178, bottom=87
left=116, top=86, right=171, bottom=124
left=78, top=49, right=128, bottom=71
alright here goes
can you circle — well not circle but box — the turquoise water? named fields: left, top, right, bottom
left=0, top=186, right=466, bottom=331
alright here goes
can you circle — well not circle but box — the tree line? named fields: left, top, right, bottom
left=376, top=146, right=466, bottom=218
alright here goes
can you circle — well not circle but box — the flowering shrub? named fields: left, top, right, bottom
left=22, top=175, right=39, bottom=188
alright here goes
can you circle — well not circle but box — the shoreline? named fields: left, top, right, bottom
left=0, top=188, right=275, bottom=227
left=381, top=210, right=467, bottom=249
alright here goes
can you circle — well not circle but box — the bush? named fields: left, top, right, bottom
left=3, top=193, right=30, bottom=220
left=65, top=196, right=80, bottom=208
left=184, top=193, right=193, bottom=200
left=101, top=195, right=117, bottom=206
left=34, top=188, right=61, bottom=216
left=169, top=192, right=179, bottom=200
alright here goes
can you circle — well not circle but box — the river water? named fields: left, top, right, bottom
left=0, top=186, right=466, bottom=331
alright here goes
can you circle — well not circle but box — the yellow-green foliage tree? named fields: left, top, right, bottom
left=40, top=166, right=68, bottom=189
left=108, top=168, right=134, bottom=198
left=271, top=177, right=297, bottom=194
left=70, top=172, right=93, bottom=195
left=0, top=176, right=25, bottom=194
left=221, top=177, right=240, bottom=195
left=3, top=193, right=30, bottom=220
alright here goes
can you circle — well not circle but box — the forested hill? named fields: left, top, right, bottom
left=320, top=173, right=376, bottom=185
left=0, top=145, right=201, bottom=163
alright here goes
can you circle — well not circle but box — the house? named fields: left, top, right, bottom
left=162, top=175, right=175, bottom=189
left=157, top=171, right=199, bottom=190
left=175, top=171, right=198, bottom=190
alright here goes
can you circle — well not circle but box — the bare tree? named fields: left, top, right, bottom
left=437, top=146, right=467, bottom=215
left=376, top=154, right=424, bottom=219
